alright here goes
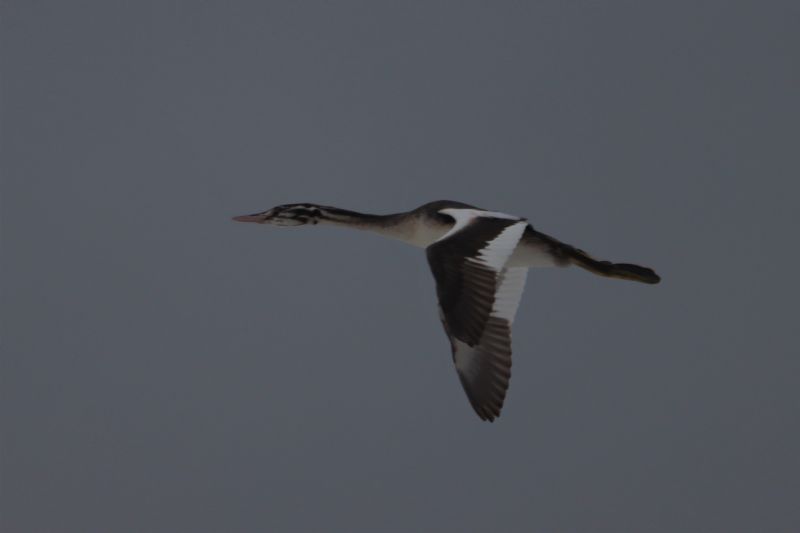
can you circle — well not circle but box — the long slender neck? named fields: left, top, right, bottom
left=313, top=205, right=417, bottom=244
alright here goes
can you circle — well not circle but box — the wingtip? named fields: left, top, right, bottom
left=475, top=405, right=501, bottom=422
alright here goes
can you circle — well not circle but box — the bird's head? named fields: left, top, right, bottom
left=232, top=204, right=322, bottom=226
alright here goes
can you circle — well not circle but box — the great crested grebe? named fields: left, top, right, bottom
left=234, top=200, right=660, bottom=421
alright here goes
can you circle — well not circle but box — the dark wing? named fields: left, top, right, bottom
left=426, top=215, right=528, bottom=421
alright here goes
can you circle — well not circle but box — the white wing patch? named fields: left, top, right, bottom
left=436, top=208, right=521, bottom=243
left=452, top=338, right=478, bottom=375
left=492, top=266, right=528, bottom=323
left=472, top=221, right=528, bottom=271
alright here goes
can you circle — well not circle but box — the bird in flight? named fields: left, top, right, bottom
left=233, top=200, right=660, bottom=421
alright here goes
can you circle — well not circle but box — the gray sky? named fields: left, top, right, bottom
left=2, top=2, right=799, bottom=532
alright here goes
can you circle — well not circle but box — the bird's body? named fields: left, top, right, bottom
left=234, top=200, right=660, bottom=421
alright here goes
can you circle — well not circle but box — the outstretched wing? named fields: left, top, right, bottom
left=426, top=211, right=528, bottom=421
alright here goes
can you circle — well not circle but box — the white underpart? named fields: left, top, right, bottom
left=507, top=242, right=560, bottom=268
left=404, top=222, right=450, bottom=248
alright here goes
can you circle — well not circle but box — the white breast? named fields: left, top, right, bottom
left=397, top=218, right=452, bottom=248
left=507, top=240, right=560, bottom=268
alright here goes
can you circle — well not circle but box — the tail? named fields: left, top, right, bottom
left=567, top=247, right=661, bottom=284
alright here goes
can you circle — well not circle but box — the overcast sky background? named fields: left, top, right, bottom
left=2, top=2, right=799, bottom=532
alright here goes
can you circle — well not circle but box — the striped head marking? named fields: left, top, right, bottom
left=232, top=204, right=322, bottom=226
